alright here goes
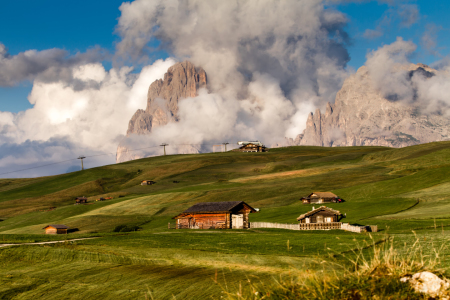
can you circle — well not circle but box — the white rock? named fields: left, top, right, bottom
left=401, top=271, right=450, bottom=298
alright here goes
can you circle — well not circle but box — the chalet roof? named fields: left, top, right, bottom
left=182, top=201, right=256, bottom=214
left=309, top=192, right=338, bottom=198
left=43, top=224, right=69, bottom=229
left=297, top=206, right=342, bottom=221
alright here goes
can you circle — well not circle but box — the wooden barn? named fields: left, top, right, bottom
left=75, top=197, right=87, bottom=204
left=43, top=225, right=69, bottom=234
left=141, top=180, right=155, bottom=186
left=297, top=206, right=345, bottom=230
left=301, top=192, right=342, bottom=204
left=233, top=141, right=268, bottom=152
left=173, top=201, right=257, bottom=229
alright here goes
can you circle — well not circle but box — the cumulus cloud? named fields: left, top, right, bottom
left=115, top=0, right=352, bottom=149
left=0, top=58, right=176, bottom=178
left=365, top=37, right=416, bottom=101
left=365, top=37, right=450, bottom=115
left=0, top=137, right=112, bottom=178
left=0, top=43, right=105, bottom=87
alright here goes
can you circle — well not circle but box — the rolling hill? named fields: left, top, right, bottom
left=1, top=142, right=450, bottom=299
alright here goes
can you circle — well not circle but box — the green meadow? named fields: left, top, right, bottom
left=2, top=143, right=450, bottom=299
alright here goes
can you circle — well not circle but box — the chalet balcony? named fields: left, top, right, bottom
left=299, top=222, right=342, bottom=230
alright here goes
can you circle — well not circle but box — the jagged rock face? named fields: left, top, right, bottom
left=294, top=63, right=450, bottom=148
left=117, top=61, right=207, bottom=163
left=127, top=61, right=207, bottom=135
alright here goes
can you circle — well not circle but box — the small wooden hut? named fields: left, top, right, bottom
left=301, top=192, right=341, bottom=204
left=297, top=206, right=345, bottom=230
left=233, top=141, right=268, bottom=152
left=75, top=197, right=87, bottom=204
left=173, top=201, right=257, bottom=229
left=141, top=180, right=155, bottom=186
left=43, top=225, right=69, bottom=234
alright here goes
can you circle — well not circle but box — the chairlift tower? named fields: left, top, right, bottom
left=222, top=142, right=229, bottom=152
left=78, top=156, right=86, bottom=170
left=160, top=143, right=169, bottom=156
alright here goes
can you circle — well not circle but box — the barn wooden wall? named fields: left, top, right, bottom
left=177, top=213, right=230, bottom=229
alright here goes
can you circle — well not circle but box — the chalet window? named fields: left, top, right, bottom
left=325, top=217, right=333, bottom=223
left=305, top=218, right=310, bottom=223
left=317, top=215, right=324, bottom=223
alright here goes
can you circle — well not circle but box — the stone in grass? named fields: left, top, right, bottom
left=401, top=271, right=450, bottom=299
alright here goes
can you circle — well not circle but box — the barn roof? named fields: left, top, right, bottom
left=297, top=206, right=342, bottom=221
left=309, top=192, right=338, bottom=198
left=182, top=201, right=256, bottom=214
left=43, top=224, right=69, bottom=229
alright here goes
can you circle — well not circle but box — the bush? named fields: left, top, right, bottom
left=113, top=224, right=141, bottom=232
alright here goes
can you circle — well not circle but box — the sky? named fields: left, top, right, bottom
left=0, top=0, right=449, bottom=178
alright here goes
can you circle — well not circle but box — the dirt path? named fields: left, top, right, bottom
left=0, top=237, right=99, bottom=248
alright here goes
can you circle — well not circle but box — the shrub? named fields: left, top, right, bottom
left=113, top=224, right=141, bottom=232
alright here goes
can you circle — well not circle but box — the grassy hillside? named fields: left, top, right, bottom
left=2, top=142, right=450, bottom=299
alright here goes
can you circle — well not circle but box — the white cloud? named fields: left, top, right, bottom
left=363, top=29, right=383, bottom=39
left=365, top=38, right=450, bottom=116
left=0, top=58, right=176, bottom=177
left=115, top=0, right=352, bottom=148
left=0, top=43, right=104, bottom=87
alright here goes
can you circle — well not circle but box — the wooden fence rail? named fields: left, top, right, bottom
left=299, top=222, right=342, bottom=230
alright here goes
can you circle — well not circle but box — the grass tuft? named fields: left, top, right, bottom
left=223, top=234, right=447, bottom=299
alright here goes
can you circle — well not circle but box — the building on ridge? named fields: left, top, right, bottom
left=43, top=225, right=69, bottom=234
left=75, top=197, right=88, bottom=204
left=233, top=141, right=268, bottom=152
left=301, top=192, right=342, bottom=204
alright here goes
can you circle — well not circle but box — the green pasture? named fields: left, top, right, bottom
left=1, top=142, right=450, bottom=299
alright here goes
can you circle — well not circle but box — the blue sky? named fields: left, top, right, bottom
left=335, top=0, right=450, bottom=68
left=0, top=0, right=448, bottom=113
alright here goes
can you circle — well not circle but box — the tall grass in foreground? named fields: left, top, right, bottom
left=222, top=234, right=448, bottom=299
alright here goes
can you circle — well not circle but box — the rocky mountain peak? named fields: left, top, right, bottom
left=117, top=61, right=207, bottom=163
left=127, top=61, right=207, bottom=136
left=289, top=63, right=450, bottom=148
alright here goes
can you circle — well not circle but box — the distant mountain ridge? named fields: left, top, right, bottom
left=117, top=61, right=450, bottom=163
left=285, top=63, right=450, bottom=148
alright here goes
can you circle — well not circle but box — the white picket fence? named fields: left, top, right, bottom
left=250, top=222, right=377, bottom=233
left=341, top=223, right=365, bottom=233
left=250, top=222, right=300, bottom=230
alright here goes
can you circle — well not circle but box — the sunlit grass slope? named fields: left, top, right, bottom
left=2, top=142, right=450, bottom=299
left=2, top=142, right=450, bottom=233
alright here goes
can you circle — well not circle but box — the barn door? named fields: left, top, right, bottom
left=232, top=214, right=244, bottom=229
